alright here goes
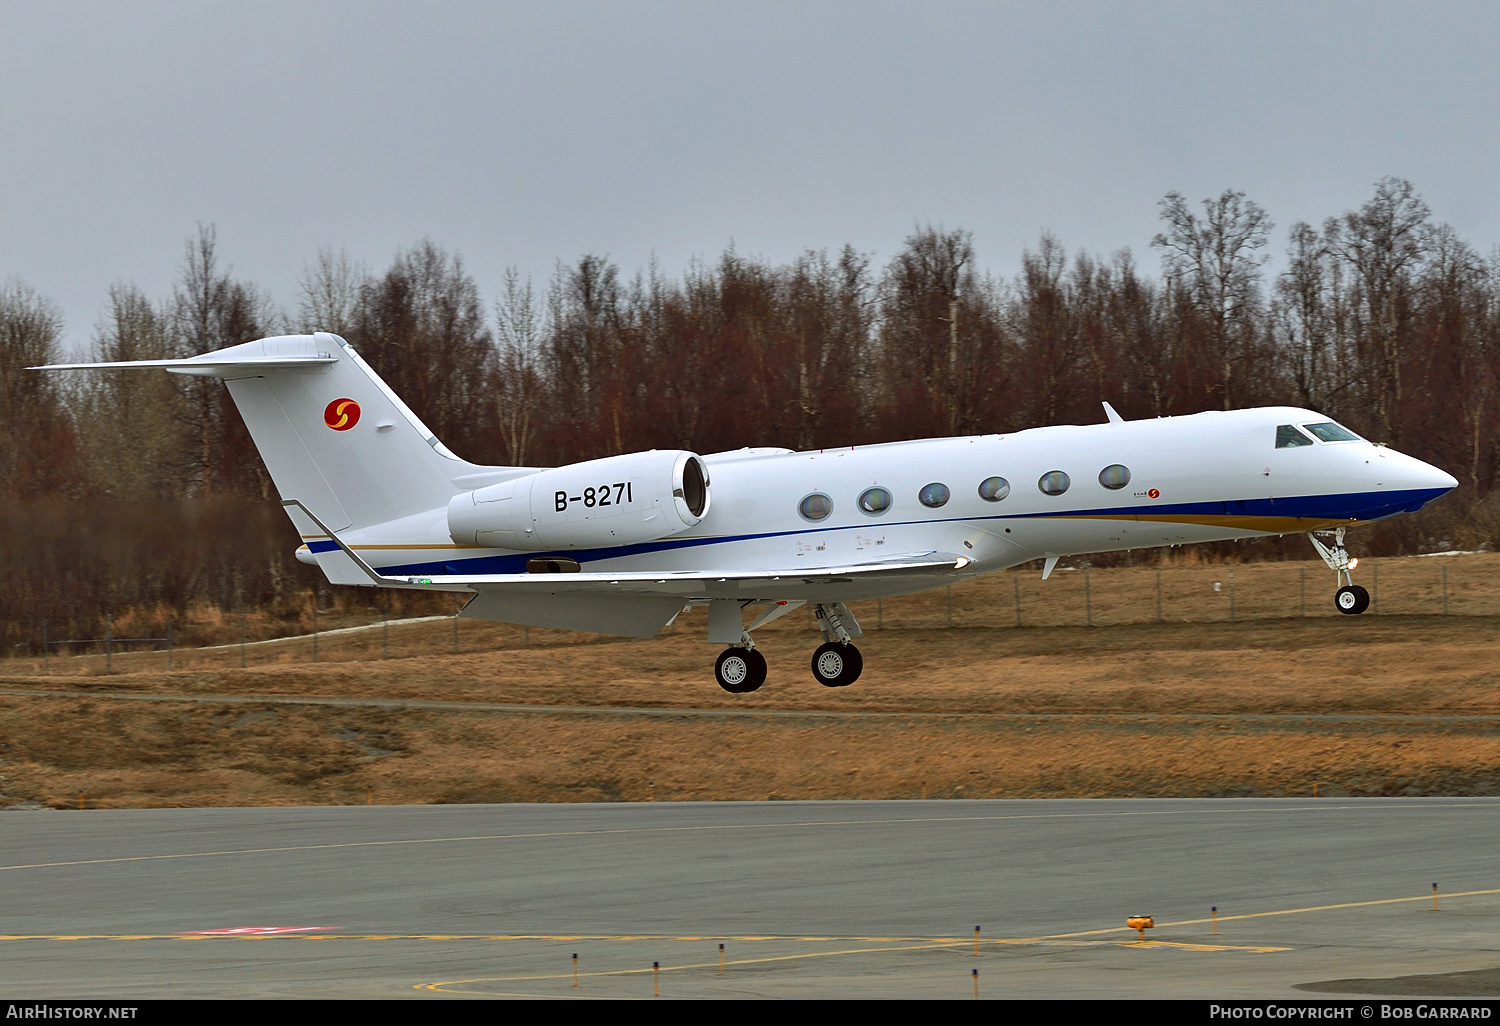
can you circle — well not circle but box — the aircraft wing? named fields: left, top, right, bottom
left=398, top=554, right=967, bottom=589
left=283, top=499, right=967, bottom=593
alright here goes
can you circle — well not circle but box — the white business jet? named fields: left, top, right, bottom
left=38, top=332, right=1458, bottom=693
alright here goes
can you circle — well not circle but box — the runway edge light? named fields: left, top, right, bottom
left=1127, top=915, right=1155, bottom=941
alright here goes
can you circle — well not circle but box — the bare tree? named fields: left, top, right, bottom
left=1273, top=221, right=1350, bottom=413
left=170, top=225, right=281, bottom=495
left=494, top=267, right=544, bottom=465
left=1324, top=177, right=1431, bottom=441
left=297, top=247, right=367, bottom=335
left=878, top=226, right=988, bottom=436
left=1152, top=190, right=1272, bottom=408
left=1419, top=225, right=1490, bottom=487
left=1011, top=232, right=1079, bottom=426
left=80, top=283, right=189, bottom=496
left=0, top=279, right=76, bottom=494
left=352, top=240, right=498, bottom=462
left=545, top=254, right=622, bottom=428
left=1106, top=249, right=1171, bottom=417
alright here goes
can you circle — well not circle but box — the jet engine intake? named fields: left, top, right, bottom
left=447, top=449, right=710, bottom=550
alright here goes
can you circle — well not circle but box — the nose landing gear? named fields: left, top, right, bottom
left=1308, top=528, right=1370, bottom=615
left=1335, top=585, right=1370, bottom=614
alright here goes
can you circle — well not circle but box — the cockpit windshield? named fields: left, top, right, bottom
left=1275, top=424, right=1313, bottom=448
left=1302, top=421, right=1362, bottom=443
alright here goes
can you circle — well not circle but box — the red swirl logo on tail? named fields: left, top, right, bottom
left=324, top=398, right=360, bottom=431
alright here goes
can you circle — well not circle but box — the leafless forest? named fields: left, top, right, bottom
left=2, top=178, right=1497, bottom=648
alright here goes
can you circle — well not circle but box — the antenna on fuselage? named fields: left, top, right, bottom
left=1102, top=402, right=1125, bottom=424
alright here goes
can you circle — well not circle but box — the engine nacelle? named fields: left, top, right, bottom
left=447, top=450, right=710, bottom=551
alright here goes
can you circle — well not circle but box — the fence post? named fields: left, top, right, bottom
left=105, top=613, right=112, bottom=674
left=1442, top=564, right=1449, bottom=615
left=946, top=585, right=953, bottom=629
left=43, top=621, right=49, bottom=676
left=167, top=619, right=173, bottom=671
left=1085, top=569, right=1093, bottom=627
left=1155, top=568, right=1162, bottom=624
left=312, top=603, right=319, bottom=663
left=1300, top=567, right=1305, bottom=618
left=1228, top=570, right=1235, bottom=623
left=1014, top=574, right=1021, bottom=627
left=383, top=607, right=389, bottom=660
left=240, top=614, right=246, bottom=668
left=877, top=598, right=883, bottom=631
left=453, top=606, right=459, bottom=654
left=1371, top=559, right=1379, bottom=614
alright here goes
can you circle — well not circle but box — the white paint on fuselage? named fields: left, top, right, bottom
left=345, top=406, right=1455, bottom=603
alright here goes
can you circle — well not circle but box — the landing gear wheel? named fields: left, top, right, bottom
left=1335, top=585, right=1370, bottom=615
left=715, top=647, right=767, bottom=693
left=811, top=642, right=863, bottom=688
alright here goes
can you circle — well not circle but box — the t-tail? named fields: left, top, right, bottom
left=33, top=332, right=520, bottom=584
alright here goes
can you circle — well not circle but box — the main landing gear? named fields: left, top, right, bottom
left=709, top=600, right=866, bottom=692
left=714, top=646, right=767, bottom=694
left=811, top=641, right=862, bottom=688
left=810, top=602, right=863, bottom=688
left=1308, top=528, right=1370, bottom=615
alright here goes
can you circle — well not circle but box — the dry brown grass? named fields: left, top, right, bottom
left=1, top=553, right=1497, bottom=809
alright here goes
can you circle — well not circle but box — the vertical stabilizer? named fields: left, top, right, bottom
left=219, top=332, right=496, bottom=533
left=35, top=332, right=514, bottom=539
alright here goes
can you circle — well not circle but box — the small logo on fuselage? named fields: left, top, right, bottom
left=324, top=398, right=360, bottom=430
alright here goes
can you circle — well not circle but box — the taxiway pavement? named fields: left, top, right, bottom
left=1, top=798, right=1496, bottom=998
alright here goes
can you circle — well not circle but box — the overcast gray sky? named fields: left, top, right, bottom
left=3, top=0, right=1497, bottom=353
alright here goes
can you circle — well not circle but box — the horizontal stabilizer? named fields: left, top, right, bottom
left=30, top=355, right=336, bottom=377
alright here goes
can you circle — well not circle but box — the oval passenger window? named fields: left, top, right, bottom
left=918, top=482, right=950, bottom=508
left=858, top=486, right=892, bottom=515
left=1038, top=471, right=1070, bottom=495
left=798, top=492, right=833, bottom=521
left=1098, top=464, right=1130, bottom=490
left=978, top=476, right=1010, bottom=502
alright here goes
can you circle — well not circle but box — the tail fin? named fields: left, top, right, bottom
left=36, top=332, right=507, bottom=535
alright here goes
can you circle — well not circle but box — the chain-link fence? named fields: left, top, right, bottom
left=3, top=553, right=1495, bottom=676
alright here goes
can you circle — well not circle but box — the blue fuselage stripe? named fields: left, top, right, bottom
left=306, top=487, right=1449, bottom=575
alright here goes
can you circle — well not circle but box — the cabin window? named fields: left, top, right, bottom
left=978, top=476, right=1010, bottom=502
left=918, top=482, right=950, bottom=508
left=1098, top=464, right=1130, bottom=490
left=1275, top=424, right=1314, bottom=448
left=798, top=492, right=833, bottom=521
left=858, top=486, right=892, bottom=516
left=1303, top=421, right=1362, bottom=443
left=1038, top=471, right=1070, bottom=495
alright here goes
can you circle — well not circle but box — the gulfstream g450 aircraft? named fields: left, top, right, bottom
left=38, top=332, right=1458, bottom=693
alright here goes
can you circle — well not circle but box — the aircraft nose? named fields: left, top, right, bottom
left=1399, top=454, right=1458, bottom=494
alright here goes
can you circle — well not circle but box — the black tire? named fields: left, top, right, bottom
left=716, top=647, right=766, bottom=693
left=1335, top=585, right=1369, bottom=615
left=811, top=642, right=862, bottom=687
left=742, top=648, right=767, bottom=691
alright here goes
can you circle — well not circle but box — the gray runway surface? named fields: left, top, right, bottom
left=1, top=798, right=1497, bottom=999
